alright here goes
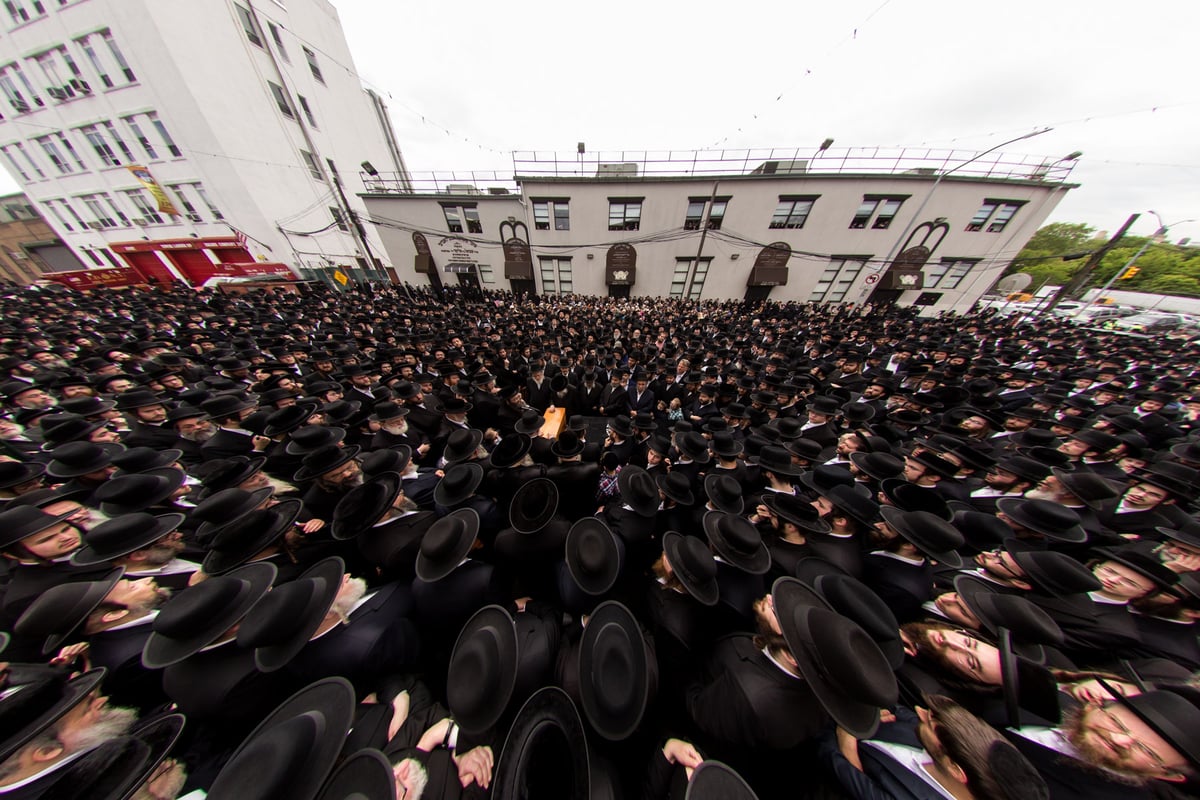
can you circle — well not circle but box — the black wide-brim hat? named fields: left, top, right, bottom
left=331, top=471, right=403, bottom=541
left=0, top=668, right=108, bottom=763
left=416, top=508, right=480, bottom=582
left=193, top=486, right=275, bottom=545
left=878, top=506, right=965, bottom=568
left=202, top=498, right=303, bottom=575
left=778, top=594, right=898, bottom=739
left=237, top=557, right=345, bottom=673
left=761, top=492, right=833, bottom=535
left=656, top=472, right=695, bottom=507
left=72, top=512, right=186, bottom=566
left=1091, top=546, right=1180, bottom=593
left=662, top=531, right=719, bottom=606
left=994, top=497, right=1087, bottom=544
left=15, top=567, right=124, bottom=655
left=810, top=573, right=905, bottom=670
left=848, top=452, right=905, bottom=482
left=294, top=444, right=361, bottom=482
left=685, top=760, right=760, bottom=800
left=433, top=462, right=485, bottom=507
left=200, top=455, right=268, bottom=494
left=112, top=446, right=185, bottom=476
left=1005, top=539, right=1101, bottom=597
left=565, top=517, right=622, bottom=597
left=0, top=459, right=44, bottom=489
left=953, top=573, right=1063, bottom=663
left=703, top=510, right=770, bottom=575
left=999, top=634, right=1062, bottom=728
left=703, top=474, right=744, bottom=515
left=578, top=600, right=650, bottom=741
left=96, top=467, right=187, bottom=516
left=448, top=604, right=519, bottom=734
left=46, top=441, right=125, bottom=479
left=1105, top=688, right=1200, bottom=774
left=879, top=478, right=952, bottom=521
left=142, top=561, right=277, bottom=668
left=617, top=466, right=660, bottom=518
left=510, top=478, right=559, bottom=534
left=514, top=411, right=545, bottom=436
left=44, top=712, right=186, bottom=800
left=207, top=677, right=357, bottom=800
left=314, top=748, right=396, bottom=800
left=490, top=433, right=532, bottom=467
left=493, top=687, right=592, bottom=800
left=0, top=504, right=79, bottom=550
left=443, top=427, right=485, bottom=464
left=285, top=425, right=346, bottom=455
left=263, top=402, right=321, bottom=437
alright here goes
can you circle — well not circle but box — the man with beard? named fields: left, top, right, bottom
left=296, top=444, right=364, bottom=523
left=966, top=456, right=1049, bottom=513
left=334, top=468, right=438, bottom=580
left=70, top=512, right=198, bottom=590
left=166, top=406, right=213, bottom=468
left=199, top=395, right=268, bottom=461
left=367, top=401, right=430, bottom=461
left=15, top=570, right=173, bottom=713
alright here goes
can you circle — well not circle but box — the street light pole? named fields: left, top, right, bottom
left=1073, top=213, right=1198, bottom=318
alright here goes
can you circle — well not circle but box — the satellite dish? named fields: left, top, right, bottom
left=995, top=273, right=1033, bottom=295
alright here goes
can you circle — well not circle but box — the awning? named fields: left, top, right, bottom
left=444, top=263, right=476, bottom=274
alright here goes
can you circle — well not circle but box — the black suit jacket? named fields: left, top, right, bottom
left=1004, top=729, right=1154, bottom=800
left=819, top=707, right=951, bottom=800
left=201, top=428, right=255, bottom=461
left=862, top=553, right=933, bottom=624
left=87, top=620, right=166, bottom=712
left=121, top=420, right=183, bottom=451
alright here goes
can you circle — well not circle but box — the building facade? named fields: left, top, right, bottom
left=0, top=191, right=84, bottom=283
left=361, top=148, right=1077, bottom=312
left=0, top=0, right=408, bottom=286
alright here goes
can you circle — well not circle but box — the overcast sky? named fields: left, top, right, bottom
left=333, top=0, right=1200, bottom=243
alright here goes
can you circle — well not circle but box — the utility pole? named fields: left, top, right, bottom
left=1039, top=213, right=1138, bottom=315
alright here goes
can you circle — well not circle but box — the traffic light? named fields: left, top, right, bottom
left=1120, top=266, right=1140, bottom=280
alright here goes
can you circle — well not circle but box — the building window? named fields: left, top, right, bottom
left=82, top=248, right=102, bottom=266
left=147, top=113, right=181, bottom=157
left=0, top=62, right=40, bottom=111
left=608, top=199, right=642, bottom=231
left=925, top=258, right=980, bottom=289
left=56, top=198, right=87, bottom=229
left=670, top=257, right=711, bottom=300
left=101, top=121, right=134, bottom=163
left=268, top=22, right=288, bottom=60
left=477, top=263, right=495, bottom=284
left=100, top=249, right=123, bottom=268
left=11, top=142, right=43, bottom=178
left=269, top=81, right=295, bottom=119
left=101, top=31, right=135, bottom=83
left=0, top=146, right=27, bottom=180
left=849, top=195, right=907, bottom=229
left=810, top=256, right=869, bottom=303
left=539, top=257, right=572, bottom=294
left=34, top=135, right=71, bottom=173
left=684, top=197, right=728, bottom=230
left=166, top=184, right=202, bottom=222
left=3, top=0, right=44, bottom=25
left=235, top=3, right=263, bottom=47
left=330, top=206, right=348, bottom=231
left=53, top=132, right=86, bottom=171
left=193, top=184, right=224, bottom=220
left=531, top=198, right=569, bottom=231
left=80, top=193, right=116, bottom=227
left=298, top=95, right=317, bottom=127
left=441, top=203, right=481, bottom=234
left=75, top=33, right=111, bottom=88
left=123, top=115, right=157, bottom=160
left=325, top=158, right=338, bottom=176
left=303, top=47, right=324, bottom=83
left=123, top=190, right=165, bottom=224
left=79, top=124, right=121, bottom=166
left=769, top=196, right=818, bottom=229
left=966, top=199, right=1024, bottom=232
left=42, top=199, right=74, bottom=231
left=299, top=149, right=323, bottom=180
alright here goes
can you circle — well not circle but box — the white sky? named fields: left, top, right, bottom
left=333, top=0, right=1200, bottom=243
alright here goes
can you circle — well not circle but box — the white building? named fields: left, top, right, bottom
left=0, top=0, right=409, bottom=286
left=361, top=148, right=1078, bottom=312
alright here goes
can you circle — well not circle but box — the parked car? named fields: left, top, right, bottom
left=1107, top=312, right=1190, bottom=333
left=1056, top=305, right=1137, bottom=323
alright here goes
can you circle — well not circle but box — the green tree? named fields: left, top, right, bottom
left=1142, top=274, right=1200, bottom=296
left=1004, top=222, right=1098, bottom=286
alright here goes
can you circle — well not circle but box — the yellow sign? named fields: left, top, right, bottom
left=333, top=269, right=349, bottom=286
left=127, top=165, right=180, bottom=216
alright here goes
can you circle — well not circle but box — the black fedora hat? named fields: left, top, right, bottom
left=415, top=508, right=480, bottom=582
left=1134, top=462, right=1199, bottom=498
left=113, top=389, right=166, bottom=411
left=448, top=604, right=519, bottom=734
left=510, top=478, right=560, bottom=534
left=953, top=573, right=1063, bottom=663
left=799, top=464, right=856, bottom=496
left=774, top=578, right=898, bottom=738
left=0, top=459, right=44, bottom=489
left=608, top=415, right=635, bottom=438
left=578, top=600, right=651, bottom=741
left=202, top=498, right=303, bottom=575
left=513, top=410, right=544, bottom=436
left=433, top=462, right=484, bottom=507
left=263, top=402, right=320, bottom=437
left=201, top=393, right=258, bottom=420
left=565, top=517, right=622, bottom=597
left=141, top=561, right=277, bottom=668
left=39, top=415, right=109, bottom=449
left=200, top=455, right=268, bottom=494
left=656, top=472, right=695, bottom=507
left=948, top=507, right=1012, bottom=553
left=617, top=466, right=660, bottom=518
left=685, top=760, right=760, bottom=800
left=757, top=445, right=800, bottom=477
left=1004, top=540, right=1102, bottom=597
left=878, top=478, right=951, bottom=520
left=809, top=573, right=905, bottom=669
left=703, top=474, right=744, bottom=514
left=998, top=635, right=1062, bottom=728
left=207, top=677, right=357, bottom=800
left=878, top=507, right=965, bottom=568
left=443, top=427, right=485, bottom=465
left=710, top=431, right=744, bottom=459
left=294, top=444, right=361, bottom=482
left=192, top=487, right=274, bottom=544
left=237, top=557, right=345, bottom=672
left=848, top=452, right=905, bottom=482
left=492, top=687, right=593, bottom=800
left=285, top=425, right=346, bottom=455
left=551, top=429, right=586, bottom=459
left=826, top=484, right=881, bottom=529
left=1157, top=519, right=1200, bottom=550
left=367, top=400, right=410, bottom=423
left=361, top=447, right=411, bottom=480
left=676, top=432, right=712, bottom=464
left=1091, top=547, right=1179, bottom=594
left=111, top=446, right=184, bottom=475
left=992, top=456, right=1051, bottom=485
left=38, top=713, right=185, bottom=800
left=71, top=511, right=186, bottom=566
left=331, top=472, right=403, bottom=541
left=0, top=668, right=108, bottom=764
left=1052, top=467, right=1121, bottom=509
left=490, top=433, right=533, bottom=467
left=995, top=498, right=1086, bottom=544
left=662, top=531, right=719, bottom=606
left=0, top=504, right=77, bottom=550
left=95, top=468, right=186, bottom=516
left=46, top=441, right=125, bottom=478
left=1105, top=689, right=1200, bottom=774
left=15, top=567, right=124, bottom=654
left=703, top=510, right=770, bottom=575
left=761, top=492, right=833, bottom=534
left=906, top=449, right=958, bottom=478
left=315, top=749, right=395, bottom=800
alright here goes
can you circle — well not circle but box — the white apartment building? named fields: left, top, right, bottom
left=361, top=148, right=1078, bottom=313
left=0, top=0, right=409, bottom=286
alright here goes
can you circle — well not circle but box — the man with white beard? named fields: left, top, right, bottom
left=367, top=401, right=430, bottom=460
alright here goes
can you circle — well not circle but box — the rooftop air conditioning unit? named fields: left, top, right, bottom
left=445, top=183, right=480, bottom=195
left=10, top=99, right=29, bottom=113
left=86, top=221, right=105, bottom=230
left=595, top=162, right=638, bottom=178
left=487, top=187, right=510, bottom=195
left=904, top=167, right=938, bottom=176
left=131, top=218, right=147, bottom=226
left=751, top=160, right=808, bottom=175
left=69, top=78, right=91, bottom=94
left=46, top=87, right=67, bottom=101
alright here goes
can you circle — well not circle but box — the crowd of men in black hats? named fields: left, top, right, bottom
left=2, top=278, right=1200, bottom=799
